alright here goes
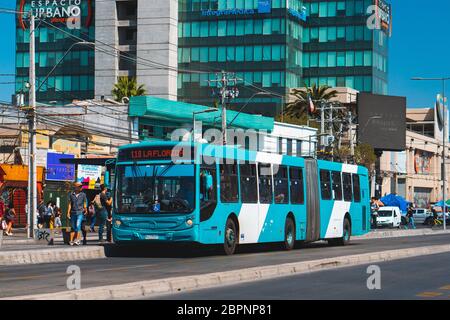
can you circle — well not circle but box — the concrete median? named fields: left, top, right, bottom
left=0, top=246, right=106, bottom=266
left=355, top=227, right=450, bottom=239
left=6, top=243, right=450, bottom=300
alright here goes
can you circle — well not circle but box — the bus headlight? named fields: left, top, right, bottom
left=115, top=220, right=122, bottom=227
left=186, top=219, right=193, bottom=227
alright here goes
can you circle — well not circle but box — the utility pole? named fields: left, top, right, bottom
left=209, top=71, right=239, bottom=145
left=320, top=101, right=325, bottom=151
left=348, top=110, right=354, bottom=158
left=27, top=13, right=37, bottom=238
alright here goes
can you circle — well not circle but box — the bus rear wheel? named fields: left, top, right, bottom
left=223, top=218, right=238, bottom=255
left=283, top=217, right=296, bottom=251
left=328, top=218, right=351, bottom=246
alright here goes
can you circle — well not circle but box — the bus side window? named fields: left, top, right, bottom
left=332, top=171, right=343, bottom=201
left=200, top=160, right=218, bottom=222
left=352, top=174, right=361, bottom=202
left=320, top=170, right=332, bottom=200
left=274, top=166, right=289, bottom=204
left=342, top=173, right=353, bottom=202
left=200, top=165, right=216, bottom=203
left=258, top=163, right=273, bottom=204
left=240, top=162, right=258, bottom=203
left=220, top=163, right=239, bottom=203
left=290, top=167, right=304, bottom=204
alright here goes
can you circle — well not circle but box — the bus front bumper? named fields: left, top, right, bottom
left=112, top=225, right=198, bottom=243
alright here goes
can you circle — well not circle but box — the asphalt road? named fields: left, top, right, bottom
left=157, top=252, right=450, bottom=300
left=1, top=234, right=450, bottom=298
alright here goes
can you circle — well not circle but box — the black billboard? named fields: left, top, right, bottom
left=357, top=93, right=406, bottom=151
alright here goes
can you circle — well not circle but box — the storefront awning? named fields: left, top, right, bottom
left=129, top=96, right=274, bottom=131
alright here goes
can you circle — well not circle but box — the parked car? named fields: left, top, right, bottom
left=412, top=208, right=430, bottom=224
left=376, top=206, right=402, bottom=228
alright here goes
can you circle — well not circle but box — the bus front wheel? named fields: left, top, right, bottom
left=223, top=218, right=238, bottom=255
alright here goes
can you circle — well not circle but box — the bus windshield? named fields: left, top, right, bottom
left=116, top=164, right=195, bottom=214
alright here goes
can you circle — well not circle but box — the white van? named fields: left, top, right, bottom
left=376, top=206, right=402, bottom=228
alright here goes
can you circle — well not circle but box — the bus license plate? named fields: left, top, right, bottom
left=145, top=235, right=159, bottom=240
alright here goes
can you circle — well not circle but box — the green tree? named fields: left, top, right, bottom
left=283, top=83, right=339, bottom=126
left=112, top=76, right=147, bottom=102
left=354, top=143, right=377, bottom=170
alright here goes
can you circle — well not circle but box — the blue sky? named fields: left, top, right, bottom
left=1, top=0, right=450, bottom=107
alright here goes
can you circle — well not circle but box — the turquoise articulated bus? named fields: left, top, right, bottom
left=112, top=141, right=370, bottom=255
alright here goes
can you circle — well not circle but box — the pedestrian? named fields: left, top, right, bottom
left=106, top=189, right=113, bottom=243
left=407, top=205, right=416, bottom=229
left=54, top=207, right=62, bottom=233
left=44, top=201, right=53, bottom=228
left=96, top=184, right=112, bottom=243
left=370, top=197, right=379, bottom=229
left=67, top=182, right=87, bottom=246
left=88, top=201, right=96, bottom=232
left=37, top=199, right=46, bottom=229
left=3, top=204, right=15, bottom=236
left=0, top=199, right=4, bottom=219
left=81, top=214, right=88, bottom=245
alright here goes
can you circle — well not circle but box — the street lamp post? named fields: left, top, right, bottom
left=412, top=77, right=450, bottom=230
left=192, top=108, right=218, bottom=142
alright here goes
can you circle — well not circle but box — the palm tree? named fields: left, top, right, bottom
left=112, top=76, right=147, bottom=102
left=284, top=83, right=338, bottom=123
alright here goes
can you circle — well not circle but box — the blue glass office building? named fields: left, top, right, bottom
left=178, top=0, right=390, bottom=116
left=15, top=0, right=95, bottom=104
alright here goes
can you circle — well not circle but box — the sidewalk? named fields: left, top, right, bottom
left=0, top=228, right=108, bottom=265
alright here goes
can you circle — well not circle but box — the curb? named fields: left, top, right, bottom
left=355, top=228, right=450, bottom=240
left=6, top=244, right=450, bottom=300
left=0, top=246, right=106, bottom=266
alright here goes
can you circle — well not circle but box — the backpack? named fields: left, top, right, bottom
left=93, top=194, right=103, bottom=210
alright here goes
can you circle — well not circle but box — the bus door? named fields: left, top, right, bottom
left=304, top=159, right=320, bottom=242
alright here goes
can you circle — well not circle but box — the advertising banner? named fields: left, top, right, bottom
left=46, top=152, right=75, bottom=181
left=77, top=164, right=103, bottom=190
left=357, top=93, right=406, bottom=151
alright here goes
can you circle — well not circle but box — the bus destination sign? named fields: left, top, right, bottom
left=118, top=146, right=193, bottom=162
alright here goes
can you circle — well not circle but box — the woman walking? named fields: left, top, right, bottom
left=3, top=204, right=16, bottom=236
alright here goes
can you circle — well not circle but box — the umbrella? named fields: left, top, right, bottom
left=379, top=194, right=411, bottom=212
left=434, top=200, right=450, bottom=207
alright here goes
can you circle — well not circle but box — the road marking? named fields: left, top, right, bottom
left=95, top=264, right=156, bottom=272
left=416, top=292, right=444, bottom=298
left=439, top=285, right=450, bottom=290
left=0, top=274, right=59, bottom=282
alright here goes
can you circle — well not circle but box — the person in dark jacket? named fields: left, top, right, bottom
left=3, top=204, right=15, bottom=236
